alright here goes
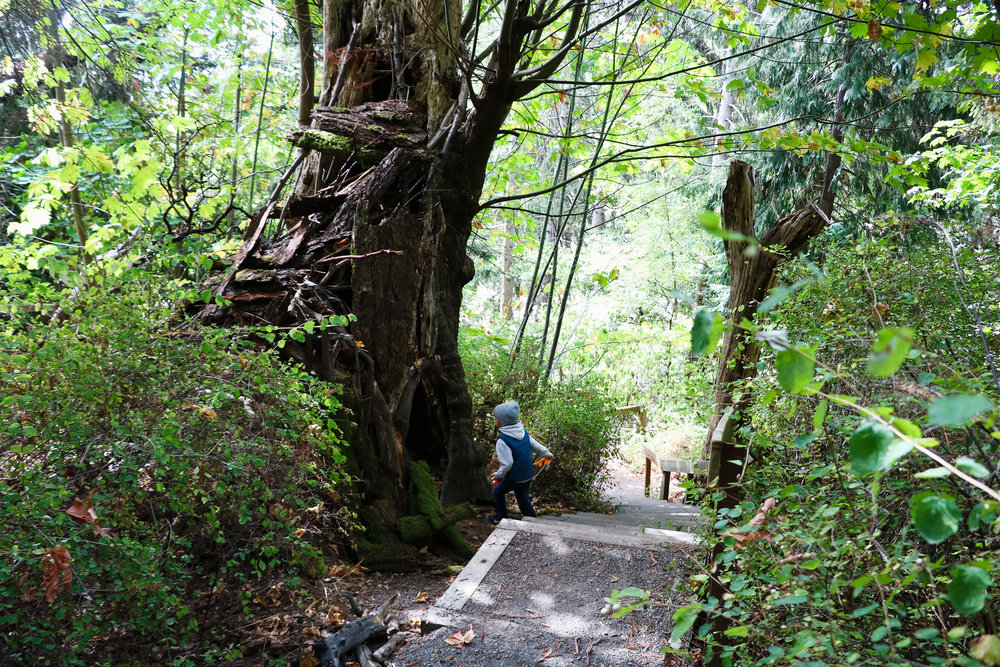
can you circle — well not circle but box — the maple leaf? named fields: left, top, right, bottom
left=866, top=19, right=883, bottom=40
left=42, top=545, right=72, bottom=603
left=444, top=625, right=475, bottom=647
left=915, top=48, right=938, bottom=73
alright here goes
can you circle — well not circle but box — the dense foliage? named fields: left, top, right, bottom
left=0, top=278, right=353, bottom=664
left=2, top=0, right=1000, bottom=663
left=679, top=223, right=999, bottom=664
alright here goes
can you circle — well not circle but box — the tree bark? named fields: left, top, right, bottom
left=702, top=161, right=827, bottom=666
left=293, top=0, right=315, bottom=128
left=199, top=0, right=586, bottom=524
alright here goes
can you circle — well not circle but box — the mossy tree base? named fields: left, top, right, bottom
left=399, top=461, right=476, bottom=559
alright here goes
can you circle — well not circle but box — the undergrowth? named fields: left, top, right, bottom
left=0, top=284, right=355, bottom=665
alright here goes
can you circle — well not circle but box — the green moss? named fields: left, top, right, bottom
left=438, top=524, right=474, bottom=559
left=398, top=515, right=432, bottom=545
left=409, top=460, right=446, bottom=529
left=234, top=269, right=277, bottom=282
left=404, top=461, right=474, bottom=558
left=444, top=503, right=477, bottom=525
left=294, top=129, right=353, bottom=155
left=355, top=539, right=420, bottom=572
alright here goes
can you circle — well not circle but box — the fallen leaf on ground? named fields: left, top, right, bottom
left=299, top=651, right=320, bottom=667
left=66, top=497, right=98, bottom=525
left=443, top=625, right=475, bottom=647
left=411, top=592, right=430, bottom=603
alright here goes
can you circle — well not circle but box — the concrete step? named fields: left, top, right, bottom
left=544, top=511, right=703, bottom=532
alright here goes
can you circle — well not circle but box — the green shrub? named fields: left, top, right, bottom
left=461, top=330, right=621, bottom=510
left=685, top=230, right=1000, bottom=665
left=0, top=284, right=354, bottom=664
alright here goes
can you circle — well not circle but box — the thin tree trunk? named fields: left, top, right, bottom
left=248, top=30, right=274, bottom=207
left=227, top=44, right=243, bottom=229
left=293, top=0, right=315, bottom=128
left=44, top=1, right=89, bottom=264
left=176, top=29, right=188, bottom=195
left=502, top=214, right=514, bottom=320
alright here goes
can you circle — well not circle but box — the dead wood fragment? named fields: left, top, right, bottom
left=315, top=593, right=399, bottom=667
left=372, top=631, right=407, bottom=663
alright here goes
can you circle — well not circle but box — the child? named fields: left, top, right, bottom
left=488, top=401, right=553, bottom=525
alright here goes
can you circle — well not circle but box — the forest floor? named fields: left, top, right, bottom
left=119, top=458, right=697, bottom=667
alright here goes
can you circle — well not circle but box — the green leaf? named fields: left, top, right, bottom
left=911, top=492, right=962, bottom=544
left=22, top=425, right=37, bottom=437
left=956, top=456, right=989, bottom=479
left=776, top=347, right=814, bottom=394
left=724, top=625, right=750, bottom=637
left=927, top=394, right=995, bottom=427
left=691, top=310, right=724, bottom=356
left=883, top=438, right=914, bottom=467
left=891, top=418, right=921, bottom=439
left=849, top=422, right=894, bottom=474
left=947, top=565, right=991, bottom=616
left=914, top=467, right=950, bottom=479
left=866, top=327, right=913, bottom=377
left=670, top=604, right=702, bottom=643
left=617, top=587, right=649, bottom=599
left=852, top=603, right=879, bottom=617
left=303, top=321, right=315, bottom=334
left=812, top=399, right=828, bottom=433
left=773, top=595, right=809, bottom=605
left=758, top=278, right=812, bottom=314
left=697, top=210, right=757, bottom=244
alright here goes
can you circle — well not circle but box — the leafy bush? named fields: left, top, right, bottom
left=461, top=329, right=621, bottom=509
left=683, top=230, right=1000, bottom=665
left=0, top=281, right=354, bottom=664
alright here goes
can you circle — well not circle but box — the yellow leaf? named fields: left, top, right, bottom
left=865, top=76, right=891, bottom=92
left=915, top=48, right=938, bottom=73
left=412, top=592, right=431, bottom=604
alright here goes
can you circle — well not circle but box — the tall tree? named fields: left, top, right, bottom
left=198, top=0, right=597, bottom=519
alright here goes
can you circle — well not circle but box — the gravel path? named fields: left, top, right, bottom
left=395, top=530, right=697, bottom=666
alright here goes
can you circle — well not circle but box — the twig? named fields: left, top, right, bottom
left=315, top=249, right=404, bottom=264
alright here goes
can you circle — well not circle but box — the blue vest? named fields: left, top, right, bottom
left=498, top=431, right=535, bottom=482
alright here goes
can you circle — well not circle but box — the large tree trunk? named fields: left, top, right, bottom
left=198, top=0, right=585, bottom=524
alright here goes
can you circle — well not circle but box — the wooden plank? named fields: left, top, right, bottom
left=436, top=527, right=516, bottom=611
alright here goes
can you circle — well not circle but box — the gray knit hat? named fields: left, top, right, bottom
left=493, top=401, right=520, bottom=426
